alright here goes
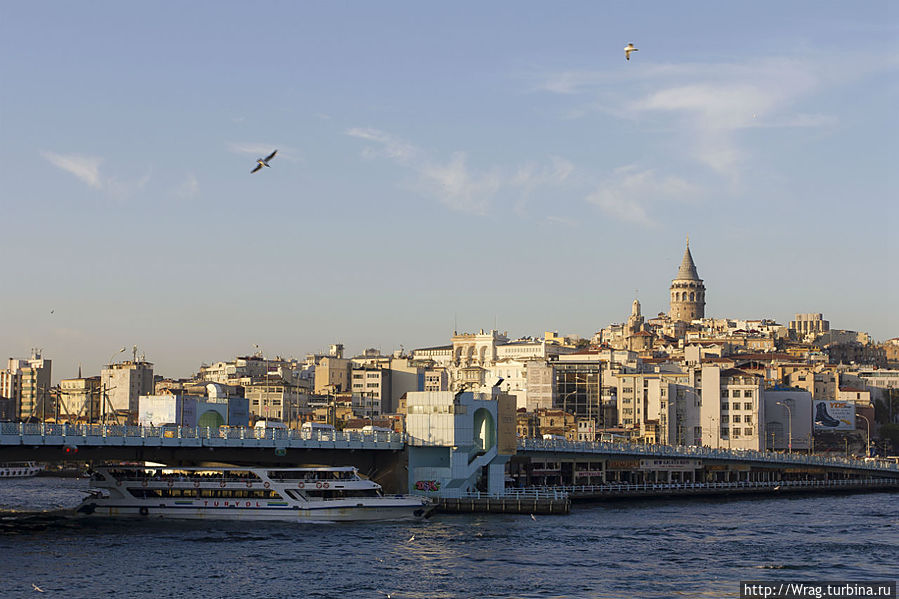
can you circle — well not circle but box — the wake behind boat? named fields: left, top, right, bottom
left=76, top=465, right=435, bottom=522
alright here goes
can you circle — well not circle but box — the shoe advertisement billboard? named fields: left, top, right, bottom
left=813, top=400, right=855, bottom=431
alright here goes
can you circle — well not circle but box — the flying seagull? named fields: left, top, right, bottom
left=407, top=534, right=415, bottom=542
left=33, top=584, right=45, bottom=593
left=624, top=43, right=639, bottom=61
left=530, top=513, right=537, bottom=521
left=251, top=149, right=278, bottom=173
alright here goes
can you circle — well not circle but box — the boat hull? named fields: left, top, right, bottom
left=77, top=500, right=432, bottom=522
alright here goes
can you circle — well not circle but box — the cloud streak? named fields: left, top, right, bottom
left=586, top=166, right=700, bottom=227
left=535, top=56, right=870, bottom=178
left=41, top=151, right=103, bottom=188
left=346, top=127, right=574, bottom=215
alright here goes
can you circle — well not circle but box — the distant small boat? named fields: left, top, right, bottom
left=0, top=461, right=43, bottom=478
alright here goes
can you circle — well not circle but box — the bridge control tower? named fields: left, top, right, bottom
left=405, top=387, right=517, bottom=498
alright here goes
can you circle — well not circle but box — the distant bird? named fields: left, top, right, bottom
left=251, top=149, right=278, bottom=174
left=624, top=43, right=639, bottom=61
left=49, top=309, right=54, bottom=315
left=407, top=534, right=415, bottom=542
left=32, top=584, right=45, bottom=593
left=773, top=485, right=781, bottom=491
left=530, top=513, right=537, bottom=521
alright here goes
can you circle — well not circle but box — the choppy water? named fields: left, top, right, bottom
left=0, top=477, right=896, bottom=598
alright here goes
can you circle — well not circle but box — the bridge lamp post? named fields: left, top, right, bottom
left=776, top=401, right=792, bottom=454
left=856, top=413, right=871, bottom=458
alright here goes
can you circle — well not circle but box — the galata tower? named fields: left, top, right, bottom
left=669, top=239, right=705, bottom=322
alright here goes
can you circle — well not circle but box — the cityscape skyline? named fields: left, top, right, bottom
left=1, top=2, right=896, bottom=379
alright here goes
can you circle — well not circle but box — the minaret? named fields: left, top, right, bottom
left=669, top=238, right=706, bottom=322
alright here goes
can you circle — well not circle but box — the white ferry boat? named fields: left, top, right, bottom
left=0, top=462, right=43, bottom=478
left=76, top=466, right=435, bottom=522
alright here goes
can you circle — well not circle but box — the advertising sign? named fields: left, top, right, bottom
left=813, top=400, right=855, bottom=431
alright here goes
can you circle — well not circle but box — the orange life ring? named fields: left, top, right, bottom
left=323, top=482, right=329, bottom=489
left=246, top=481, right=252, bottom=488
left=193, top=481, right=200, bottom=488
left=263, top=482, right=271, bottom=489
left=167, top=480, right=174, bottom=488
left=315, top=481, right=322, bottom=489
left=219, top=481, right=226, bottom=488
left=297, top=482, right=305, bottom=489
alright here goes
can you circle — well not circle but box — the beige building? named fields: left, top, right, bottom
left=314, top=356, right=351, bottom=394
left=787, top=367, right=837, bottom=401
left=1, top=351, right=52, bottom=420
left=59, top=375, right=102, bottom=422
left=101, top=360, right=154, bottom=423
left=245, top=379, right=307, bottom=424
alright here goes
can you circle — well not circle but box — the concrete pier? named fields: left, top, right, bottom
left=437, top=490, right=570, bottom=515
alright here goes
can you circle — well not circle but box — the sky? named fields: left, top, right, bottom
left=1, top=2, right=896, bottom=381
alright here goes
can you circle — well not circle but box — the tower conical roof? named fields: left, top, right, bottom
left=675, top=243, right=700, bottom=281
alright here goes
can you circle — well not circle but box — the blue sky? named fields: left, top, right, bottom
left=1, top=2, right=896, bottom=380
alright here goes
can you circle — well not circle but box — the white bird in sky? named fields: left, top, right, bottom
left=624, top=43, right=639, bottom=61
left=530, top=513, right=537, bottom=521
left=407, top=534, right=415, bottom=542
left=32, top=584, right=45, bottom=593
left=251, top=149, right=278, bottom=173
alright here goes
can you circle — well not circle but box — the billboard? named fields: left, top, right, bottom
left=813, top=400, right=855, bottom=431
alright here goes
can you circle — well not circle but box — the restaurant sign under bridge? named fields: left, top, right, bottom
left=639, top=458, right=701, bottom=471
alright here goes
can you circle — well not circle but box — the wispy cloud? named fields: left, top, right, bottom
left=41, top=151, right=151, bottom=199
left=176, top=174, right=200, bottom=200
left=346, top=128, right=419, bottom=165
left=346, top=127, right=574, bottom=215
left=41, top=151, right=103, bottom=188
left=535, top=56, right=869, bottom=178
left=586, top=166, right=699, bottom=227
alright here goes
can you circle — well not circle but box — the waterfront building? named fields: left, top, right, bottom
left=101, top=359, right=154, bottom=424
left=244, top=378, right=307, bottom=424
left=59, top=375, right=102, bottom=422
left=351, top=367, right=389, bottom=417
left=138, top=389, right=250, bottom=427
left=669, top=241, right=706, bottom=322
left=699, top=365, right=764, bottom=450
left=1, top=351, right=53, bottom=421
left=451, top=329, right=509, bottom=367
left=762, top=389, right=812, bottom=451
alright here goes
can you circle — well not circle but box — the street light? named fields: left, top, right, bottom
left=856, top=413, right=871, bottom=458
left=776, top=401, right=792, bottom=454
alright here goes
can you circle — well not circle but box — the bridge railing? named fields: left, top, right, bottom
left=443, top=488, right=570, bottom=500
left=518, top=438, right=899, bottom=473
left=525, top=478, right=898, bottom=495
left=0, top=422, right=404, bottom=446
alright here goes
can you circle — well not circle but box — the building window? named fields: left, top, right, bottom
left=744, top=415, right=752, bottom=424
left=732, top=415, right=740, bottom=423
left=744, top=428, right=753, bottom=436
left=732, top=390, right=741, bottom=398
left=744, top=402, right=752, bottom=411
left=721, top=427, right=729, bottom=437
left=744, top=390, right=752, bottom=398
left=721, top=402, right=728, bottom=411
left=721, top=389, right=729, bottom=398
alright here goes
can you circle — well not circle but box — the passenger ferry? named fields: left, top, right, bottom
left=76, top=466, right=435, bottom=522
left=0, top=462, right=43, bottom=478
